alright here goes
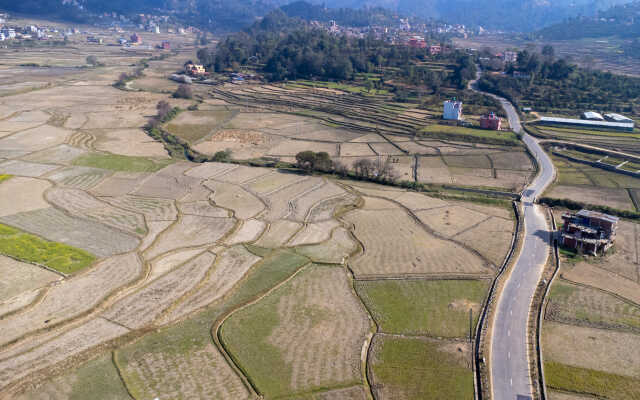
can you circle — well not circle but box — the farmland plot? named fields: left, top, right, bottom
left=416, top=205, right=493, bottom=237
left=221, top=266, right=370, bottom=398
left=214, top=165, right=272, bottom=184
left=254, top=220, right=302, bottom=248
left=546, top=281, right=640, bottom=332
left=260, top=177, right=323, bottom=221
left=369, top=336, right=473, bottom=400
left=290, top=181, right=347, bottom=222
left=0, top=177, right=51, bottom=217
left=307, top=194, right=358, bottom=222
left=102, top=252, right=215, bottom=329
left=179, top=201, right=229, bottom=218
left=295, top=227, right=357, bottom=264
left=103, top=195, right=177, bottom=221
left=543, top=322, right=640, bottom=379
left=184, top=162, right=239, bottom=180
left=246, top=171, right=307, bottom=195
left=288, top=220, right=341, bottom=246
left=455, top=217, right=515, bottom=266
left=0, top=125, right=70, bottom=153
left=205, top=181, right=265, bottom=219
left=561, top=263, right=640, bottom=305
left=0, top=160, right=59, bottom=178
left=90, top=172, right=149, bottom=197
left=0, top=253, right=141, bottom=347
left=47, top=166, right=111, bottom=190
left=0, top=318, right=129, bottom=390
left=145, top=215, right=235, bottom=259
left=0, top=208, right=139, bottom=258
left=132, top=170, right=200, bottom=200
left=0, top=290, right=43, bottom=319
left=0, top=255, right=60, bottom=302
left=45, top=188, right=146, bottom=235
left=160, top=245, right=261, bottom=324
left=225, top=219, right=267, bottom=245
left=14, top=354, right=131, bottom=400
left=148, top=248, right=209, bottom=282
left=20, top=144, right=86, bottom=165
left=345, top=209, right=491, bottom=277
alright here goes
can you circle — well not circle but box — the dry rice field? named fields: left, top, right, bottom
left=0, top=35, right=521, bottom=400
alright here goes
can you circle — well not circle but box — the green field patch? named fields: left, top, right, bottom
left=545, top=361, right=640, bottom=400
left=0, top=223, right=95, bottom=274
left=72, top=153, right=173, bottom=173
left=356, top=279, right=488, bottom=338
left=370, top=336, right=473, bottom=399
left=421, top=124, right=519, bottom=145
left=0, top=174, right=12, bottom=183
left=220, top=265, right=366, bottom=398
left=16, top=354, right=131, bottom=400
left=165, top=123, right=213, bottom=143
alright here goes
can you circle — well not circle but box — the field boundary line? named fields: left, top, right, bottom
left=0, top=288, right=49, bottom=321
left=111, top=350, right=136, bottom=400
left=212, top=261, right=312, bottom=397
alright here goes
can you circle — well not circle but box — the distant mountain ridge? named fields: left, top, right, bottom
left=0, top=0, right=636, bottom=32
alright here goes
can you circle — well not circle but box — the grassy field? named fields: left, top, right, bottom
left=370, top=336, right=474, bottom=399
left=545, top=361, right=640, bottom=400
left=16, top=354, right=131, bottom=400
left=420, top=124, right=520, bottom=145
left=72, top=153, right=173, bottom=173
left=220, top=266, right=368, bottom=398
left=0, top=223, right=95, bottom=274
left=356, top=279, right=487, bottom=338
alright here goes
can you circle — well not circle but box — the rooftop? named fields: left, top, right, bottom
left=539, top=116, right=634, bottom=130
left=576, top=209, right=619, bottom=224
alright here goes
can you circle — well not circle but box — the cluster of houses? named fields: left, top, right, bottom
left=0, top=24, right=61, bottom=41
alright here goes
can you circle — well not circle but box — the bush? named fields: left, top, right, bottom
left=173, top=84, right=193, bottom=99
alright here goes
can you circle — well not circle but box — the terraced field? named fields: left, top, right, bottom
left=0, top=39, right=522, bottom=400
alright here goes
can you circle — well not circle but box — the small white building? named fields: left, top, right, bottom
left=443, top=99, right=463, bottom=120
left=0, top=32, right=4, bottom=41
left=1, top=28, right=16, bottom=39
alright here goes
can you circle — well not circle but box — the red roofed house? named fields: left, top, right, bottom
left=480, top=112, right=502, bottom=130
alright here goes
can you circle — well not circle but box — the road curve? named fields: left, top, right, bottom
left=472, top=76, right=556, bottom=399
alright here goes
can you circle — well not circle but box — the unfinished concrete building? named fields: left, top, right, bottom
left=560, top=209, right=619, bottom=256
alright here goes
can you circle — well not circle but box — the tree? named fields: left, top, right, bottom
left=541, top=45, right=555, bottom=61
left=295, top=151, right=317, bottom=171
left=156, top=100, right=171, bottom=121
left=86, top=55, right=99, bottom=66
left=173, top=84, right=193, bottom=99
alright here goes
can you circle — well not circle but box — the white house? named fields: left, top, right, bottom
left=443, top=99, right=463, bottom=120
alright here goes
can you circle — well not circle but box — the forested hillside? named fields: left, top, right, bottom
left=537, top=0, right=640, bottom=40
left=203, top=10, right=475, bottom=88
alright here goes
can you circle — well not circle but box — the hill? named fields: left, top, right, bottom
left=537, top=0, right=640, bottom=40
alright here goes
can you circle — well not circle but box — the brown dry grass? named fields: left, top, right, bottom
left=547, top=185, right=634, bottom=211
left=562, top=263, right=640, bottom=305
left=0, top=253, right=141, bottom=347
left=345, top=209, right=491, bottom=277
left=0, top=177, right=50, bottom=217
left=542, top=321, right=640, bottom=378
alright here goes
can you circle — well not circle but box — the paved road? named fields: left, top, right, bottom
left=472, top=74, right=556, bottom=399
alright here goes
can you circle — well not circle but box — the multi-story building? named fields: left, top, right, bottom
left=480, top=112, right=502, bottom=130
left=443, top=99, right=463, bottom=121
left=503, top=51, right=518, bottom=63
left=561, top=209, right=619, bottom=256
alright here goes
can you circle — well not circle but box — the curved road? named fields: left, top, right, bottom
left=473, top=75, right=556, bottom=399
